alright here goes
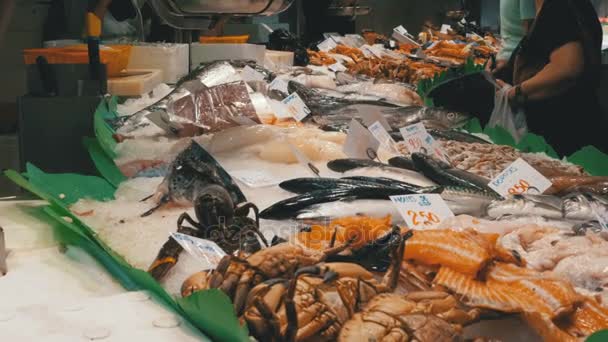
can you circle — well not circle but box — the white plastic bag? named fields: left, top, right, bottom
left=488, top=86, right=528, bottom=142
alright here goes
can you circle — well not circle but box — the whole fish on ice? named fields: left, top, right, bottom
left=141, top=141, right=246, bottom=216
left=327, top=158, right=436, bottom=187
left=112, top=61, right=241, bottom=133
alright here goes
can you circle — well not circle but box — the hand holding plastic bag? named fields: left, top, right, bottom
left=488, top=85, right=528, bottom=143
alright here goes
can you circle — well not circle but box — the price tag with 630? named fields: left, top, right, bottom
left=488, top=158, right=553, bottom=197
left=390, top=194, right=454, bottom=228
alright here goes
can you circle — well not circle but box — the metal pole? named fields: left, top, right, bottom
left=0, top=226, right=7, bottom=276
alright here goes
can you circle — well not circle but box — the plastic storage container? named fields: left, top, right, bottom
left=199, top=35, right=250, bottom=44
left=23, top=45, right=131, bottom=77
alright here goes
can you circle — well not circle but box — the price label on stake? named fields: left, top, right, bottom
left=269, top=78, right=289, bottom=94
left=241, top=65, right=266, bottom=82
left=488, top=158, right=553, bottom=197
left=400, top=123, right=448, bottom=162
left=231, top=169, right=282, bottom=188
left=440, top=24, right=452, bottom=34
left=170, top=233, right=227, bottom=271
left=390, top=194, right=454, bottom=228
left=328, top=62, right=347, bottom=72
left=318, top=37, right=338, bottom=52
left=368, top=121, right=398, bottom=153
left=394, top=25, right=408, bottom=36
left=282, top=92, right=311, bottom=121
left=343, top=119, right=380, bottom=159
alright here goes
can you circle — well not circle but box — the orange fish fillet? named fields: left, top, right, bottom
left=560, top=299, right=608, bottom=337
left=522, top=312, right=578, bottom=342
left=434, top=263, right=580, bottom=319
left=404, top=229, right=498, bottom=277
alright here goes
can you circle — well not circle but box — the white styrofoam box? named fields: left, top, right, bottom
left=265, top=50, right=294, bottom=68
left=127, top=44, right=189, bottom=84
left=190, top=43, right=266, bottom=70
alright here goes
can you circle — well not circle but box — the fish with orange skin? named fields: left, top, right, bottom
left=523, top=299, right=608, bottom=342
left=434, top=263, right=581, bottom=319
left=403, top=229, right=499, bottom=277
left=296, top=215, right=392, bottom=250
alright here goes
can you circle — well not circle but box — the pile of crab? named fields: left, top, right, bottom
left=160, top=214, right=485, bottom=342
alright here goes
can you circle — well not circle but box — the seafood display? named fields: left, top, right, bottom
left=14, top=24, right=608, bottom=342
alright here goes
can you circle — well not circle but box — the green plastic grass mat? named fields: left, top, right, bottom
left=587, top=330, right=608, bottom=342
left=84, top=137, right=126, bottom=188
left=4, top=166, right=248, bottom=342
left=568, top=146, right=608, bottom=176
left=417, top=58, right=484, bottom=100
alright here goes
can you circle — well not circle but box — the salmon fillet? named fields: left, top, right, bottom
left=434, top=263, right=581, bottom=319
left=404, top=229, right=498, bottom=277
left=560, top=299, right=608, bottom=337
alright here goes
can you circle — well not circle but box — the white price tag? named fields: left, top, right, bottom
left=440, top=24, right=452, bottom=34
left=269, top=100, right=291, bottom=119
left=328, top=62, right=347, bottom=72
left=390, top=194, right=454, bottom=228
left=269, top=78, right=289, bottom=94
left=318, top=37, right=338, bottom=52
left=360, top=44, right=375, bottom=57
left=241, top=65, right=266, bottom=82
left=231, top=169, right=281, bottom=188
left=360, top=110, right=391, bottom=131
left=488, top=158, right=553, bottom=197
left=368, top=121, right=398, bottom=153
left=281, top=92, right=311, bottom=121
left=394, top=25, right=408, bottom=36
left=400, top=123, right=448, bottom=161
left=392, top=26, right=422, bottom=47
left=170, top=233, right=227, bottom=271
left=343, top=119, right=380, bottom=159
left=362, top=44, right=385, bottom=58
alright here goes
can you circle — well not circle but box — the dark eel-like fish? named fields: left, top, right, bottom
left=411, top=152, right=496, bottom=194
left=260, top=187, right=412, bottom=220
left=279, top=177, right=441, bottom=195
left=428, top=129, right=490, bottom=144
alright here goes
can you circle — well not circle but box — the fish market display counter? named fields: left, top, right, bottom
left=8, top=26, right=608, bottom=342
left=0, top=200, right=206, bottom=341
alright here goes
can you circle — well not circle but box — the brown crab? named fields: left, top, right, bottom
left=338, top=291, right=481, bottom=342
left=180, top=241, right=353, bottom=315
left=241, top=231, right=412, bottom=342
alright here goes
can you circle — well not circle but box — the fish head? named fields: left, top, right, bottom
left=432, top=108, right=470, bottom=128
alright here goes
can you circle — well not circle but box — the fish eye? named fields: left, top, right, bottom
left=447, top=113, right=455, bottom=120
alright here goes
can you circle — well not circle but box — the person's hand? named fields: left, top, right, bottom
left=496, top=79, right=517, bottom=98
left=492, top=59, right=507, bottom=75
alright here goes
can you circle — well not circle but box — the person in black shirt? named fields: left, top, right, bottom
left=497, top=0, right=607, bottom=156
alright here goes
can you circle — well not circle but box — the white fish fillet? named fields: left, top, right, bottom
left=296, top=200, right=403, bottom=222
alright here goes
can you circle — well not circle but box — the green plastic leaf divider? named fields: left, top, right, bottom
left=3, top=166, right=248, bottom=342
left=83, top=137, right=127, bottom=188
left=417, top=57, right=484, bottom=102
left=94, top=97, right=119, bottom=159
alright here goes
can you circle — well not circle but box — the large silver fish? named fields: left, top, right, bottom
left=112, top=61, right=240, bottom=133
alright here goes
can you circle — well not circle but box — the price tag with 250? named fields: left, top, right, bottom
left=390, top=194, right=454, bottom=228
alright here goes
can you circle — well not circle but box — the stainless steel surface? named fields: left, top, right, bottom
left=150, top=0, right=294, bottom=29
left=0, top=227, right=7, bottom=276
left=326, top=6, right=371, bottom=17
